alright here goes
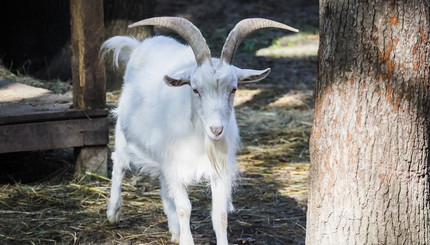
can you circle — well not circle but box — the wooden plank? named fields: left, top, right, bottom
left=0, top=108, right=108, bottom=126
left=70, top=0, right=108, bottom=176
left=70, top=0, right=106, bottom=109
left=0, top=78, right=72, bottom=119
left=0, top=78, right=108, bottom=125
left=0, top=118, right=109, bottom=154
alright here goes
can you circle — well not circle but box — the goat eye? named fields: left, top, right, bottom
left=192, top=89, right=199, bottom=94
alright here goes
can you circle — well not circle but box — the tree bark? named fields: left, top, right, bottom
left=307, top=0, right=430, bottom=244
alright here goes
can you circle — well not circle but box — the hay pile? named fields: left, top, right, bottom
left=0, top=172, right=168, bottom=244
left=0, top=164, right=308, bottom=245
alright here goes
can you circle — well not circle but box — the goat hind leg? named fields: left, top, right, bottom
left=107, top=151, right=127, bottom=225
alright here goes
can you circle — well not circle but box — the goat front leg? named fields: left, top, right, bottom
left=211, top=177, right=233, bottom=245
left=160, top=178, right=180, bottom=243
left=168, top=183, right=194, bottom=245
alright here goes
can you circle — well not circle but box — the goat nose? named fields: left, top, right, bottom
left=210, top=126, right=223, bottom=137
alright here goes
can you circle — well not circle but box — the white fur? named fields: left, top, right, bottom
left=102, top=35, right=270, bottom=245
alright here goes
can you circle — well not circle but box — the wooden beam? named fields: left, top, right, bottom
left=70, top=0, right=106, bottom=109
left=0, top=118, right=109, bottom=154
left=0, top=108, right=108, bottom=126
left=0, top=78, right=108, bottom=125
left=70, top=0, right=108, bottom=176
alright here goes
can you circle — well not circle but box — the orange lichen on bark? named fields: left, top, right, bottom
left=324, top=159, right=331, bottom=172
left=345, top=132, right=352, bottom=147
left=413, top=44, right=418, bottom=55
left=387, top=85, right=393, bottom=104
left=357, top=106, right=362, bottom=128
left=388, top=61, right=395, bottom=78
left=389, top=15, right=398, bottom=26
left=384, top=40, right=393, bottom=62
left=392, top=94, right=401, bottom=112
left=413, top=60, right=419, bottom=70
left=344, top=90, right=347, bottom=104
left=421, top=25, right=428, bottom=43
left=394, top=38, right=398, bottom=46
left=379, top=50, right=384, bottom=62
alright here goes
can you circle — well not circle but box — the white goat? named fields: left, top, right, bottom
left=102, top=17, right=297, bottom=245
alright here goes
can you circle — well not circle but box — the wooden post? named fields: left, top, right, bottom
left=70, top=0, right=106, bottom=109
left=70, top=0, right=108, bottom=176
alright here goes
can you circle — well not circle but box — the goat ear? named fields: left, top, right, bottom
left=164, top=74, right=190, bottom=87
left=235, top=68, right=271, bottom=84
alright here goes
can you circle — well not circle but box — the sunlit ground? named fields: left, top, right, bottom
left=256, top=33, right=319, bottom=58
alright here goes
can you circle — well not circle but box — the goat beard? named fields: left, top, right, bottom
left=204, top=136, right=228, bottom=176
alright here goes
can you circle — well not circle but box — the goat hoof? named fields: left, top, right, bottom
left=107, top=206, right=121, bottom=225
left=171, top=232, right=180, bottom=243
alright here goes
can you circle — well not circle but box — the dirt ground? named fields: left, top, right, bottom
left=0, top=0, right=318, bottom=244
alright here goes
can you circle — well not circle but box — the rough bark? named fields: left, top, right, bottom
left=307, top=0, right=430, bottom=244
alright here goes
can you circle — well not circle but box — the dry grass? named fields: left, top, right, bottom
left=0, top=163, right=308, bottom=244
left=0, top=84, right=312, bottom=244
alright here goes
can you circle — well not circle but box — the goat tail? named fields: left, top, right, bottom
left=100, top=36, right=140, bottom=68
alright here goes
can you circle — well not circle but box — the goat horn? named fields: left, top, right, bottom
left=129, top=17, right=212, bottom=66
left=220, top=18, right=298, bottom=65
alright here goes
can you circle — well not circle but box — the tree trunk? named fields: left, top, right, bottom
left=307, top=0, right=430, bottom=244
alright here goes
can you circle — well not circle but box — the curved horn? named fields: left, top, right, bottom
left=129, top=17, right=212, bottom=66
left=220, top=18, right=298, bottom=65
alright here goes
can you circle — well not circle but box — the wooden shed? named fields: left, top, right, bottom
left=0, top=0, right=109, bottom=176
